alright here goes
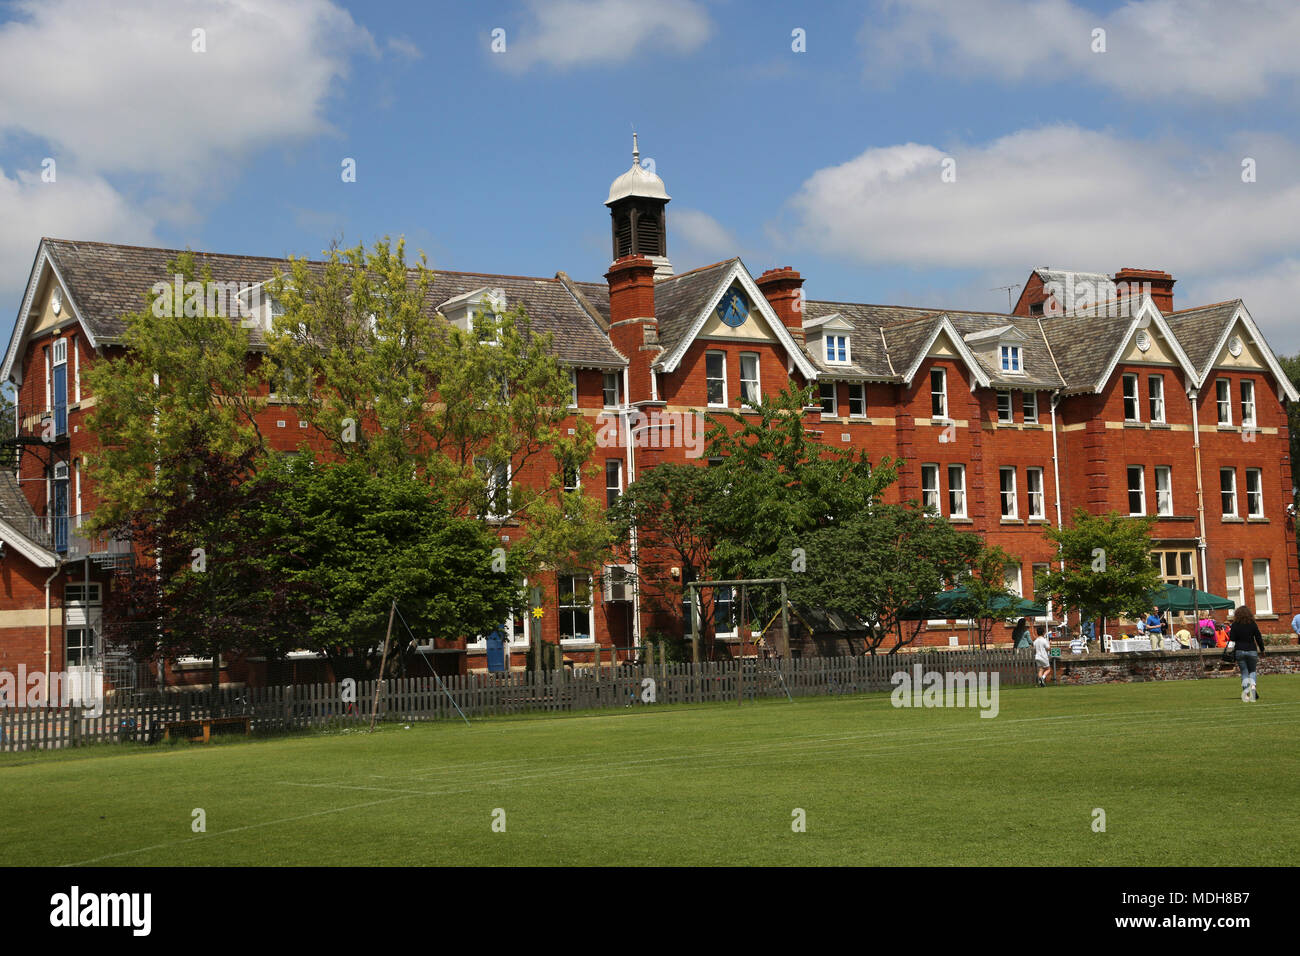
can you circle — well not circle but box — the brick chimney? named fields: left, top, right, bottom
left=1113, top=267, right=1175, bottom=313
left=605, top=254, right=659, bottom=402
left=755, top=266, right=806, bottom=345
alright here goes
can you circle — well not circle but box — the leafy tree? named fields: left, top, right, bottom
left=949, top=544, right=1019, bottom=650
left=1037, top=509, right=1163, bottom=637
left=786, top=504, right=981, bottom=654
left=83, top=252, right=271, bottom=533
left=606, top=462, right=727, bottom=656
left=249, top=455, right=524, bottom=681
left=265, top=239, right=612, bottom=576
left=703, top=383, right=899, bottom=584
left=1280, top=352, right=1300, bottom=568
left=103, top=434, right=306, bottom=694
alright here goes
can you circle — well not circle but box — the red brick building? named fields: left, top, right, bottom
left=1, top=142, right=1296, bottom=692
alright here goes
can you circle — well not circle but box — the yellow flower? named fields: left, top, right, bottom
left=532, top=607, right=544, bottom=619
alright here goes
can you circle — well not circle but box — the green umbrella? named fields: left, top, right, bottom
left=1149, top=584, right=1235, bottom=613
left=903, top=585, right=1045, bottom=620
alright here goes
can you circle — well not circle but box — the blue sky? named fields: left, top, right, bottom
left=2, top=0, right=1299, bottom=352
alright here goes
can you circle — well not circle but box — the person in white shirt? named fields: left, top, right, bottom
left=1033, top=630, right=1052, bottom=686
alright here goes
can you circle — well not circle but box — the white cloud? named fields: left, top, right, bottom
left=863, top=0, right=1300, bottom=102
left=0, top=165, right=158, bottom=335
left=0, top=0, right=374, bottom=189
left=499, top=0, right=711, bottom=71
left=1182, top=259, right=1300, bottom=356
left=784, top=125, right=1300, bottom=278
left=672, top=208, right=741, bottom=267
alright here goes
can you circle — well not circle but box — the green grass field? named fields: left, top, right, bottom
left=3, top=677, right=1297, bottom=866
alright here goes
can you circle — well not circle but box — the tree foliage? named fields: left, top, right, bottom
left=83, top=252, right=270, bottom=532
left=1038, top=508, right=1163, bottom=630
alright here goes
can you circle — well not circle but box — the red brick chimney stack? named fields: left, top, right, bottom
left=605, top=254, right=659, bottom=401
left=755, top=266, right=806, bottom=344
left=1114, top=267, right=1175, bottom=313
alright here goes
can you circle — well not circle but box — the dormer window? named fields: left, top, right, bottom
left=438, top=287, right=507, bottom=342
left=1000, top=345, right=1021, bottom=372
left=824, top=335, right=849, bottom=364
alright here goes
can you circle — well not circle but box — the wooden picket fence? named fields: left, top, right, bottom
left=0, top=649, right=1036, bottom=752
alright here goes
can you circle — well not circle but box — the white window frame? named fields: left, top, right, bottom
left=1022, top=391, right=1038, bottom=424
left=739, top=352, right=761, bottom=406
left=602, top=372, right=620, bottom=409
left=1216, top=378, right=1232, bottom=425
left=1240, top=380, right=1256, bottom=428
left=931, top=368, right=948, bottom=419
left=1127, top=465, right=1146, bottom=516
left=72, top=337, right=80, bottom=404
left=475, top=457, right=512, bottom=520
left=1003, top=565, right=1023, bottom=597
left=996, top=390, right=1014, bottom=424
left=1220, top=468, right=1238, bottom=518
left=947, top=464, right=967, bottom=518
left=824, top=335, right=850, bottom=364
left=819, top=382, right=837, bottom=417
left=1245, top=468, right=1264, bottom=518
left=1148, top=375, right=1165, bottom=423
left=468, top=590, right=531, bottom=651
left=999, top=466, right=1018, bottom=518
left=1122, top=373, right=1140, bottom=422
left=562, top=459, right=581, bottom=493
left=568, top=369, right=578, bottom=409
left=605, top=458, right=623, bottom=508
left=558, top=573, right=595, bottom=644
left=921, top=463, right=940, bottom=514
left=847, top=383, right=867, bottom=419
left=706, top=351, right=727, bottom=408
left=1225, top=558, right=1244, bottom=609
left=1252, top=559, right=1272, bottom=615
left=1154, top=465, right=1173, bottom=517
left=1026, top=467, right=1045, bottom=520
left=1000, top=344, right=1021, bottom=373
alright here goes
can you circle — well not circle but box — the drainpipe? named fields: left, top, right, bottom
left=1190, top=387, right=1209, bottom=588
left=622, top=366, right=639, bottom=661
left=1049, top=391, right=1065, bottom=625
left=44, top=560, right=63, bottom=695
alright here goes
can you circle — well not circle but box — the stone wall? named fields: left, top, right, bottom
left=1052, top=646, right=1300, bottom=685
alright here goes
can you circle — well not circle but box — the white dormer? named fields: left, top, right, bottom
left=438, top=287, right=506, bottom=340
left=803, top=313, right=854, bottom=366
left=235, top=279, right=285, bottom=332
left=964, top=325, right=1029, bottom=376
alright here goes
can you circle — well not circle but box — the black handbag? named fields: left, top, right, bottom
left=1222, top=641, right=1236, bottom=664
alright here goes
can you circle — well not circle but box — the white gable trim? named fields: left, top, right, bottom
left=0, top=517, right=59, bottom=568
left=1196, top=303, right=1299, bottom=402
left=898, top=315, right=992, bottom=389
left=964, top=324, right=1029, bottom=345
left=1090, top=297, right=1198, bottom=395
left=655, top=261, right=818, bottom=379
left=2, top=242, right=99, bottom=386
left=803, top=312, right=854, bottom=332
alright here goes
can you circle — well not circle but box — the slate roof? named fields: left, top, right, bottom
left=19, top=239, right=1275, bottom=397
left=39, top=239, right=624, bottom=368
left=0, top=471, right=52, bottom=555
left=1165, top=300, right=1240, bottom=376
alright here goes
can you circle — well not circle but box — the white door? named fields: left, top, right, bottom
left=64, top=584, right=103, bottom=711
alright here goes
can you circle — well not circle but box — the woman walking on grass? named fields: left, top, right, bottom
left=1229, top=605, right=1265, bottom=702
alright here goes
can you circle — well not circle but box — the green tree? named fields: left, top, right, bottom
left=950, top=544, right=1019, bottom=650
left=265, top=239, right=612, bottom=576
left=1280, top=352, right=1300, bottom=570
left=83, top=252, right=271, bottom=533
left=786, top=504, right=981, bottom=654
left=607, top=462, right=727, bottom=655
left=103, top=433, right=306, bottom=694
left=249, top=455, right=523, bottom=681
left=1038, top=509, right=1163, bottom=637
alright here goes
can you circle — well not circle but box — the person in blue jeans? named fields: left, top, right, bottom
left=1229, top=605, right=1266, bottom=702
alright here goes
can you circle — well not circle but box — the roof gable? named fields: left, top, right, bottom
left=653, top=259, right=817, bottom=379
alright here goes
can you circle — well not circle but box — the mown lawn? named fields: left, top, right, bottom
left=3, top=676, right=1296, bottom=866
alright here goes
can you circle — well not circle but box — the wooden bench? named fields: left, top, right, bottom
left=163, top=716, right=251, bottom=742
